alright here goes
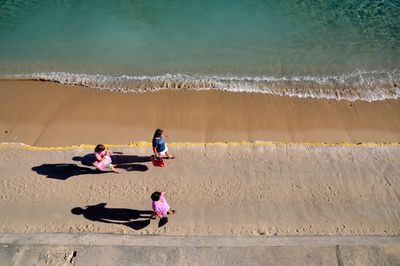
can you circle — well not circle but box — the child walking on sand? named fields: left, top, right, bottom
left=152, top=129, right=176, bottom=159
left=151, top=191, right=175, bottom=220
left=93, top=144, right=120, bottom=173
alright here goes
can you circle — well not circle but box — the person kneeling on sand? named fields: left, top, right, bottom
left=93, top=144, right=120, bottom=173
left=151, top=191, right=175, bottom=220
left=152, top=129, right=176, bottom=159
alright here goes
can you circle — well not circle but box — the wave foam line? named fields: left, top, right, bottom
left=1, top=141, right=399, bottom=151
left=2, top=70, right=400, bottom=102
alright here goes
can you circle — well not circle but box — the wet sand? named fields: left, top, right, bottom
left=0, top=80, right=399, bottom=147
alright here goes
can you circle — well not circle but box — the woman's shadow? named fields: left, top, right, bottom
left=32, top=163, right=103, bottom=180
left=71, top=203, right=153, bottom=230
left=73, top=153, right=151, bottom=172
left=32, top=152, right=151, bottom=180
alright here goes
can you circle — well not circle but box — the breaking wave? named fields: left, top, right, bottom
left=2, top=70, right=400, bottom=102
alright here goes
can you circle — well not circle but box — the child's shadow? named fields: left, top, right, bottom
left=73, top=153, right=151, bottom=172
left=71, top=203, right=153, bottom=230
left=32, top=164, right=106, bottom=180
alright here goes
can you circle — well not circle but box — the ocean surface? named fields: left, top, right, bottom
left=0, top=0, right=399, bottom=101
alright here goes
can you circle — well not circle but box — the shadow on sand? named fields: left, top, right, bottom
left=73, top=153, right=151, bottom=172
left=32, top=152, right=151, bottom=180
left=32, top=164, right=106, bottom=180
left=71, top=203, right=153, bottom=230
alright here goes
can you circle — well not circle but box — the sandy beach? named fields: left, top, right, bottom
left=0, top=80, right=399, bottom=236
left=0, top=143, right=399, bottom=236
left=1, top=2, right=400, bottom=264
left=1, top=80, right=400, bottom=147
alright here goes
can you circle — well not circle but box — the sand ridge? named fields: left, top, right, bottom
left=1, top=141, right=400, bottom=152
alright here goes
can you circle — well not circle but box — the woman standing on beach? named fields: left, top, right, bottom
left=152, top=129, right=175, bottom=159
left=151, top=191, right=175, bottom=220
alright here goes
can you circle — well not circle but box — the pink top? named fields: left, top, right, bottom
left=93, top=151, right=112, bottom=171
left=152, top=194, right=170, bottom=217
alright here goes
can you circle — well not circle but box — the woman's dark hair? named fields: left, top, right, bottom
left=153, top=129, right=163, bottom=140
left=151, top=191, right=161, bottom=201
left=95, top=144, right=106, bottom=153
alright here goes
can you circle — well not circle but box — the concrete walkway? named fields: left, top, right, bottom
left=1, top=234, right=399, bottom=265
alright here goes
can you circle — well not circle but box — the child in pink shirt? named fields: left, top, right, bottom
left=151, top=191, right=175, bottom=219
left=93, top=144, right=120, bottom=173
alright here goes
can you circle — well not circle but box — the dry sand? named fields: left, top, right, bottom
left=0, top=80, right=399, bottom=236
left=0, top=144, right=399, bottom=236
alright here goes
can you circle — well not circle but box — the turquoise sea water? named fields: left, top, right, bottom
left=0, top=0, right=399, bottom=100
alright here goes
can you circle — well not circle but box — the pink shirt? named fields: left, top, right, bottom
left=93, top=151, right=112, bottom=171
left=152, top=194, right=170, bottom=217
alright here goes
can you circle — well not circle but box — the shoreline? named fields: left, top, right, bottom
left=1, top=80, right=400, bottom=147
left=0, top=80, right=399, bottom=238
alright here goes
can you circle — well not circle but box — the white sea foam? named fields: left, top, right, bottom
left=3, top=70, right=400, bottom=102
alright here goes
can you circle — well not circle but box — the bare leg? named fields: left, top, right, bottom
left=110, top=165, right=120, bottom=173
left=165, top=152, right=176, bottom=159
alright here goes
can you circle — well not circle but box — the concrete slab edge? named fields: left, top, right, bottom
left=0, top=234, right=399, bottom=247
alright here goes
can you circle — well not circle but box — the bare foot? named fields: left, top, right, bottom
left=110, top=165, right=120, bottom=173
